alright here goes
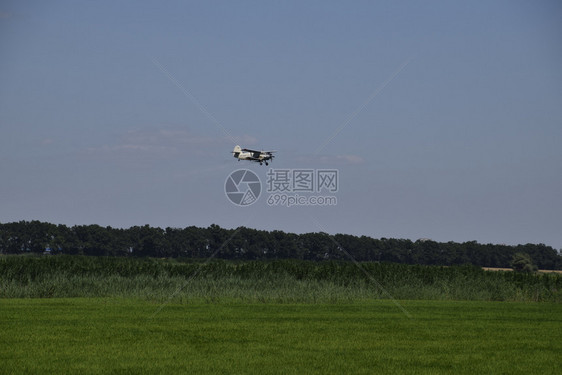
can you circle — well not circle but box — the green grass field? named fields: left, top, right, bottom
left=1, top=298, right=561, bottom=374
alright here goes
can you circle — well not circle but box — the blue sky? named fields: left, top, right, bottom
left=1, top=1, right=561, bottom=248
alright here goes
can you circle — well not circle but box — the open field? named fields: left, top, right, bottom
left=2, top=256, right=561, bottom=373
left=1, top=298, right=561, bottom=374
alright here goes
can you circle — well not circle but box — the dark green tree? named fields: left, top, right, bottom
left=511, top=252, right=538, bottom=273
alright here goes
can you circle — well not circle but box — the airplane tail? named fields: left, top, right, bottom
left=232, top=145, right=241, bottom=158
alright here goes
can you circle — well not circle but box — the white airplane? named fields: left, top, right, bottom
left=232, top=145, right=276, bottom=165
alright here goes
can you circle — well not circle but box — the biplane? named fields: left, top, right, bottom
left=232, top=145, right=276, bottom=166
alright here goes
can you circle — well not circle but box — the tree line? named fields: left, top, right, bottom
left=0, top=221, right=560, bottom=269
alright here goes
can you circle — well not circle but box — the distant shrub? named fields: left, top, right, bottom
left=511, top=252, right=538, bottom=273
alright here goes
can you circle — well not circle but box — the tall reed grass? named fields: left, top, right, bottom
left=1, top=255, right=560, bottom=302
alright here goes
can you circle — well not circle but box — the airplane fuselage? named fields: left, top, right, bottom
left=232, top=145, right=275, bottom=165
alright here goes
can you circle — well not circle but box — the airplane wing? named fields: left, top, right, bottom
left=241, top=148, right=277, bottom=154
left=241, top=148, right=261, bottom=153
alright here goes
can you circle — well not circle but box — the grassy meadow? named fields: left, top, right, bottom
left=1, top=298, right=561, bottom=374
left=1, top=255, right=561, bottom=374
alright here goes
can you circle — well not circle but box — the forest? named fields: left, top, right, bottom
left=1, top=221, right=560, bottom=269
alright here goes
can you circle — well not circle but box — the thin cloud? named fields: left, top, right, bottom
left=85, top=127, right=258, bottom=159
left=332, top=155, right=365, bottom=164
left=296, top=154, right=365, bottom=165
